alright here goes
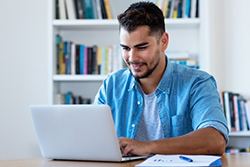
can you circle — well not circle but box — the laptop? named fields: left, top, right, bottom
left=29, top=104, right=147, bottom=162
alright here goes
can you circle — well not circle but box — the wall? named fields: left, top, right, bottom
left=210, top=0, right=250, bottom=99
left=0, top=0, right=49, bottom=159
left=0, top=0, right=250, bottom=160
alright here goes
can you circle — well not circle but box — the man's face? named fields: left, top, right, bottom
left=119, top=26, right=163, bottom=80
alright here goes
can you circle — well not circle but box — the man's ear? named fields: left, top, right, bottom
left=160, top=32, right=169, bottom=51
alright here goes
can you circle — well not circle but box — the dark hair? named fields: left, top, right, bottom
left=117, top=1, right=165, bottom=41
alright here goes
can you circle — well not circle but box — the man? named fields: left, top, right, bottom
left=93, top=2, right=228, bottom=156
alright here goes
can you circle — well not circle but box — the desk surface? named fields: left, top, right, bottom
left=0, top=153, right=250, bottom=167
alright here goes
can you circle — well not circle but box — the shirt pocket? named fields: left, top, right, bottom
left=171, top=114, right=190, bottom=137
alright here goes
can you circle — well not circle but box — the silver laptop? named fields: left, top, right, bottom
left=29, top=104, right=147, bottom=162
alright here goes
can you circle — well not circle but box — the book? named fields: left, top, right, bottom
left=83, top=0, right=94, bottom=19
left=70, top=42, right=76, bottom=75
left=190, top=0, right=197, bottom=18
left=239, top=99, right=248, bottom=131
left=169, top=0, right=175, bottom=18
left=92, top=45, right=97, bottom=74
left=79, top=44, right=84, bottom=74
left=100, top=0, right=107, bottom=19
left=83, top=46, right=88, bottom=74
left=59, top=0, right=67, bottom=19
left=57, top=36, right=65, bottom=75
left=74, top=0, right=85, bottom=19
left=103, top=0, right=112, bottom=19
left=228, top=92, right=236, bottom=131
left=162, top=0, right=170, bottom=18
left=232, top=94, right=240, bottom=131
left=87, top=47, right=93, bottom=74
left=91, top=0, right=98, bottom=19
left=184, top=0, right=190, bottom=18
left=75, top=44, right=80, bottom=74
left=65, top=0, right=77, bottom=20
left=223, top=92, right=231, bottom=131
left=166, top=0, right=172, bottom=18
left=245, top=100, right=250, bottom=129
left=219, top=91, right=225, bottom=116
left=94, top=0, right=103, bottom=19
left=55, top=0, right=60, bottom=19
left=97, top=46, right=102, bottom=74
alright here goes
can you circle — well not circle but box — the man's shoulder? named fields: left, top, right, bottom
left=172, top=63, right=211, bottom=80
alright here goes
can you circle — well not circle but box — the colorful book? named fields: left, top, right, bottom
left=82, top=0, right=94, bottom=19
left=103, top=0, right=112, bottom=19
left=83, top=46, right=88, bottom=74
left=79, top=44, right=84, bottom=74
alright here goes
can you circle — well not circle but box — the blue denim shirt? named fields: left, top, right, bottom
left=93, top=56, right=229, bottom=144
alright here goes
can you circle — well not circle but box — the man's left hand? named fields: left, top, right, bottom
left=118, top=137, right=151, bottom=156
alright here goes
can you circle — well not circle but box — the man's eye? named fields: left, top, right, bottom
left=138, top=47, right=147, bottom=50
left=122, top=47, right=130, bottom=51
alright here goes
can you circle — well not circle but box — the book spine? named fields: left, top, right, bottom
left=103, top=0, right=112, bottom=19
left=83, top=46, right=88, bottom=74
left=59, top=0, right=67, bottom=19
left=79, top=44, right=84, bottom=74
left=71, top=42, right=76, bottom=75
left=65, top=0, right=77, bottom=20
left=75, top=45, right=80, bottom=74
left=83, top=0, right=94, bottom=19
left=100, top=0, right=107, bottom=19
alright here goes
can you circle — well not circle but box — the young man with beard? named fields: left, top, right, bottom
left=93, top=2, right=228, bottom=156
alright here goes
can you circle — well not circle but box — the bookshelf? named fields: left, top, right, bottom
left=49, top=0, right=250, bottom=151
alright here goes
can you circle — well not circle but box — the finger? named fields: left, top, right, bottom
left=122, top=143, right=134, bottom=156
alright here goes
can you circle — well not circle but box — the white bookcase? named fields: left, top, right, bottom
left=49, top=0, right=249, bottom=150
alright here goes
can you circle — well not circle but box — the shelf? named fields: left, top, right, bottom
left=53, top=75, right=107, bottom=81
left=53, top=18, right=200, bottom=30
left=229, top=131, right=250, bottom=137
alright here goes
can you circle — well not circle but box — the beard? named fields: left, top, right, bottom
left=126, top=50, right=161, bottom=80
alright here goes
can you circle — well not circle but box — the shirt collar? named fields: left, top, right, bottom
left=157, top=55, right=172, bottom=94
left=128, top=55, right=172, bottom=94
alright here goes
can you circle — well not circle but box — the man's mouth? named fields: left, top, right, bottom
left=127, top=61, right=147, bottom=70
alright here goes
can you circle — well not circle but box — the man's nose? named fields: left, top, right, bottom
left=128, top=50, right=138, bottom=62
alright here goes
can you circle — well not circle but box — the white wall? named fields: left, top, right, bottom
left=0, top=0, right=250, bottom=160
left=210, top=0, right=250, bottom=99
left=0, top=0, right=49, bottom=159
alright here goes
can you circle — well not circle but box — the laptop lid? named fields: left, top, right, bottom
left=30, top=104, right=146, bottom=162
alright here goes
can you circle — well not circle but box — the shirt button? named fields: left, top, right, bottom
left=137, top=101, right=140, bottom=105
left=132, top=124, right=135, bottom=127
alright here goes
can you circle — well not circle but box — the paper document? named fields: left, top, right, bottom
left=136, top=154, right=221, bottom=166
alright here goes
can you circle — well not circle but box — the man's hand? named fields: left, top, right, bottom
left=118, top=137, right=152, bottom=157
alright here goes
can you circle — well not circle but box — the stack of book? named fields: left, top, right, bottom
left=55, top=0, right=199, bottom=20
left=56, top=0, right=113, bottom=20
left=219, top=91, right=250, bottom=132
left=56, top=35, right=125, bottom=75
left=167, top=51, right=199, bottom=69
left=225, top=147, right=250, bottom=153
left=156, top=0, right=199, bottom=18
left=56, top=92, right=92, bottom=104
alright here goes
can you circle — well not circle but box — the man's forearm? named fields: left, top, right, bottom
left=148, top=127, right=226, bottom=155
